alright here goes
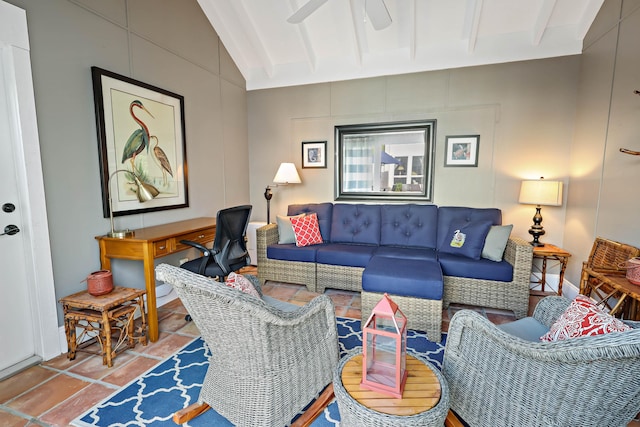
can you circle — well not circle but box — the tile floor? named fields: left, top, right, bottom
left=1, top=268, right=637, bottom=426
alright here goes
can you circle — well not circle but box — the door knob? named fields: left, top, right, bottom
left=2, top=203, right=15, bottom=213
left=1, top=225, right=20, bottom=236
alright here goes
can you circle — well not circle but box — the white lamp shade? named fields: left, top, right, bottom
left=273, top=162, right=302, bottom=184
left=519, top=179, right=563, bottom=206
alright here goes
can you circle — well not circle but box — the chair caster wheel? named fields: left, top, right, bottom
left=185, top=314, right=192, bottom=322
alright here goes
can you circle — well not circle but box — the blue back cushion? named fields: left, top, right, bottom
left=436, top=207, right=502, bottom=249
left=330, top=204, right=381, bottom=244
left=288, top=203, right=333, bottom=242
left=380, top=204, right=438, bottom=248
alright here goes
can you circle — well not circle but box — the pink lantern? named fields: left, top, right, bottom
left=361, top=293, right=408, bottom=398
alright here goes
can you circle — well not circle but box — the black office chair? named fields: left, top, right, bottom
left=180, top=205, right=252, bottom=281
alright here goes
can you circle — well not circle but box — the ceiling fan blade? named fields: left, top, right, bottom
left=366, top=0, right=392, bottom=30
left=287, top=0, right=330, bottom=24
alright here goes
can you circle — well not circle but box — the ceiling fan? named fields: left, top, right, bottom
left=287, top=0, right=392, bottom=30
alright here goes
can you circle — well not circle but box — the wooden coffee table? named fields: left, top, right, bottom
left=332, top=351, right=458, bottom=427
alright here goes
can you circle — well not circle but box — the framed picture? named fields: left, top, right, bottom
left=444, top=135, right=480, bottom=167
left=92, top=67, right=188, bottom=217
left=302, top=141, right=327, bottom=168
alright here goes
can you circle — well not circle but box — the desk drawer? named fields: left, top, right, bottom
left=175, top=228, right=215, bottom=251
left=154, top=240, right=170, bottom=257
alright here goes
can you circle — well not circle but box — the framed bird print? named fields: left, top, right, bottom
left=92, top=67, right=188, bottom=217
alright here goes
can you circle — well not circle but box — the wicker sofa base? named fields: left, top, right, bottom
left=257, top=258, right=316, bottom=292
left=316, top=264, right=364, bottom=293
left=361, top=291, right=442, bottom=342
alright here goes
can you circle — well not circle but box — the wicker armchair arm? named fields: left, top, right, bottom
left=446, top=309, right=640, bottom=363
left=256, top=223, right=278, bottom=261
left=503, top=236, right=533, bottom=283
left=531, top=295, right=571, bottom=328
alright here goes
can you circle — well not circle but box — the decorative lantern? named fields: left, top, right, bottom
left=361, top=293, right=408, bottom=398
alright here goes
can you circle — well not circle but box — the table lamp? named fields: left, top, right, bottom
left=518, top=177, right=563, bottom=247
left=264, top=162, right=302, bottom=224
left=107, top=169, right=159, bottom=238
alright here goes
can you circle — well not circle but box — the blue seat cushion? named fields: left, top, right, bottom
left=362, top=256, right=443, bottom=300
left=498, top=317, right=549, bottom=342
left=438, top=252, right=513, bottom=282
left=266, top=243, right=319, bottom=262
left=330, top=204, right=381, bottom=245
left=380, top=204, right=438, bottom=249
left=288, top=203, right=334, bottom=242
left=316, top=243, right=377, bottom=268
left=374, top=246, right=437, bottom=261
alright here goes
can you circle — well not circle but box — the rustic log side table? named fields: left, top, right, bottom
left=60, top=286, right=147, bottom=367
left=531, top=244, right=572, bottom=295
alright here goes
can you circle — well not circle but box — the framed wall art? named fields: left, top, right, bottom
left=92, top=67, right=188, bottom=217
left=302, top=140, right=327, bottom=168
left=444, top=135, right=480, bottom=167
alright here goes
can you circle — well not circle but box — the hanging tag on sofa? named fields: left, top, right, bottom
left=450, top=229, right=466, bottom=247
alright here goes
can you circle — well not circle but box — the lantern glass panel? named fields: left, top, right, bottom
left=365, top=329, right=398, bottom=387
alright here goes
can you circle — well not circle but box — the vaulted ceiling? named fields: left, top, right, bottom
left=197, top=0, right=604, bottom=90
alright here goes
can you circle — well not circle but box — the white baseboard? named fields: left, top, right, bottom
left=57, top=288, right=179, bottom=354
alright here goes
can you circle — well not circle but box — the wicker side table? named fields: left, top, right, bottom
left=60, top=286, right=147, bottom=367
left=333, top=350, right=450, bottom=427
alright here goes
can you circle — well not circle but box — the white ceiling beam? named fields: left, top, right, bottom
left=289, top=0, right=318, bottom=71
left=408, top=0, right=417, bottom=60
left=463, top=0, right=483, bottom=53
left=575, top=0, right=605, bottom=40
left=531, top=0, right=556, bottom=46
left=349, top=0, right=366, bottom=65
left=229, top=0, right=274, bottom=77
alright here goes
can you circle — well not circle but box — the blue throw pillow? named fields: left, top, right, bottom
left=438, top=220, right=493, bottom=260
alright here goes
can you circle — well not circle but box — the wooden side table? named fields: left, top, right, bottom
left=60, top=286, right=147, bottom=367
left=333, top=351, right=451, bottom=426
left=531, top=244, right=571, bottom=295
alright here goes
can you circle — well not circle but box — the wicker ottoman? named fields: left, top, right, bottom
left=334, top=350, right=450, bottom=427
left=361, top=256, right=443, bottom=342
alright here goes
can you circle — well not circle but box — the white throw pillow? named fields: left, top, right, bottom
left=276, top=213, right=305, bottom=244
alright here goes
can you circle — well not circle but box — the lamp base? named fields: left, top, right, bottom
left=107, top=229, right=135, bottom=238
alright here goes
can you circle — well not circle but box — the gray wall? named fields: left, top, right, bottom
left=248, top=57, right=580, bottom=275
left=5, top=0, right=248, bottom=324
left=564, top=0, right=640, bottom=283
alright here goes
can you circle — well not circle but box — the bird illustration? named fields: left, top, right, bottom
left=121, top=100, right=154, bottom=170
left=151, top=136, right=173, bottom=186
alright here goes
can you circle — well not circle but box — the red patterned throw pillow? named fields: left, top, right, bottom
left=290, top=212, right=323, bottom=247
left=540, top=294, right=631, bottom=342
left=225, top=272, right=260, bottom=298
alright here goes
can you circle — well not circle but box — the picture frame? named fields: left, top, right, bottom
left=302, top=141, right=327, bottom=168
left=92, top=67, right=188, bottom=218
left=335, top=120, right=436, bottom=201
left=444, top=135, right=480, bottom=167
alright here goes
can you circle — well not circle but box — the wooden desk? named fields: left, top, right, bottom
left=532, top=244, right=571, bottom=295
left=96, top=217, right=216, bottom=341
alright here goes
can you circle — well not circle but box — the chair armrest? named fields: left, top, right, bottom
left=531, top=295, right=571, bottom=328
left=503, top=236, right=533, bottom=285
left=179, top=239, right=217, bottom=256
left=256, top=223, right=279, bottom=262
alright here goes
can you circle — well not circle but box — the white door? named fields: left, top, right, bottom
left=0, top=1, right=59, bottom=379
left=0, top=55, right=36, bottom=371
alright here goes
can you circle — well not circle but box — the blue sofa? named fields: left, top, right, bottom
left=257, top=203, right=533, bottom=338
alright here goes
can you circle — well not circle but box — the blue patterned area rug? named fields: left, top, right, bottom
left=72, top=317, right=446, bottom=427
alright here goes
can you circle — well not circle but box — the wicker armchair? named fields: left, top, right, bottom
left=155, top=263, right=339, bottom=427
left=443, top=296, right=640, bottom=427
